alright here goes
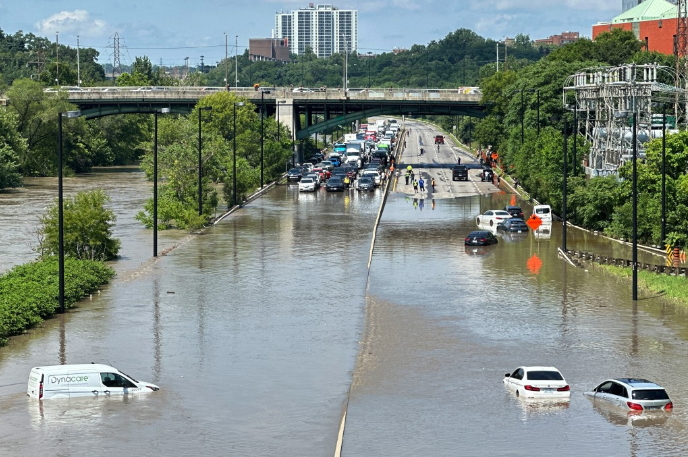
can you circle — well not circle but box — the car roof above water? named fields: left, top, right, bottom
left=31, top=364, right=115, bottom=374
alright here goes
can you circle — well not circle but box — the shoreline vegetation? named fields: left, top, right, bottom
left=0, top=258, right=115, bottom=346
left=594, top=264, right=688, bottom=306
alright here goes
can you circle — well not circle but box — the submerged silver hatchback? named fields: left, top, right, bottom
left=584, top=378, right=673, bottom=412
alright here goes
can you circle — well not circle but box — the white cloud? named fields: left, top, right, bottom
left=35, top=10, right=108, bottom=37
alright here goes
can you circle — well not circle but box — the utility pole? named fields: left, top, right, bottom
left=496, top=42, right=499, bottom=72
left=224, top=33, right=229, bottom=90
left=235, top=35, right=239, bottom=89
left=55, top=31, right=59, bottom=85
left=77, top=35, right=81, bottom=86
left=200, top=55, right=205, bottom=74
left=184, top=57, right=189, bottom=79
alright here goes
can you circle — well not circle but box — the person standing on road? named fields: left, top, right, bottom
left=457, top=157, right=461, bottom=165
left=410, top=170, right=415, bottom=182
left=412, top=179, right=419, bottom=193
left=419, top=178, right=425, bottom=192
left=431, top=178, right=436, bottom=192
left=405, top=171, right=410, bottom=185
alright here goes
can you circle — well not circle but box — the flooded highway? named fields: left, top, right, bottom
left=1, top=123, right=688, bottom=456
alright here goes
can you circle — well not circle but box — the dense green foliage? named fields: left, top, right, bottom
left=135, top=92, right=293, bottom=229
left=36, top=189, right=121, bottom=261
left=203, top=31, right=545, bottom=89
left=0, top=29, right=105, bottom=87
left=0, top=258, right=115, bottom=345
left=440, top=29, right=688, bottom=248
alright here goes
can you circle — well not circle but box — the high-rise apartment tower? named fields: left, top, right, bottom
left=275, top=4, right=358, bottom=58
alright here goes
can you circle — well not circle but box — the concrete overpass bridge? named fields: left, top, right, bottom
left=49, top=86, right=486, bottom=140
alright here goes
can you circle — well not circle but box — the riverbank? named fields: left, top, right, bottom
left=0, top=258, right=115, bottom=346
left=593, top=263, right=688, bottom=306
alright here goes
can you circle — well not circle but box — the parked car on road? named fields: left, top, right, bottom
left=503, top=366, right=570, bottom=400
left=584, top=378, right=673, bottom=412
left=497, top=218, right=528, bottom=233
left=299, top=177, right=317, bottom=192
left=464, top=230, right=498, bottom=246
left=452, top=165, right=468, bottom=181
left=434, top=135, right=445, bottom=144
left=476, top=210, right=512, bottom=227
left=325, top=177, right=346, bottom=192
left=356, top=176, right=375, bottom=191
left=287, top=168, right=302, bottom=182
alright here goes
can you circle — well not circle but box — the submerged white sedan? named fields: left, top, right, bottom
left=503, top=366, right=571, bottom=400
left=476, top=210, right=512, bottom=227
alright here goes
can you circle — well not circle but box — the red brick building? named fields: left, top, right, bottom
left=592, top=0, right=677, bottom=54
left=535, top=32, right=580, bottom=46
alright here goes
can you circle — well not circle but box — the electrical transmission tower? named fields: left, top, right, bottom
left=564, top=64, right=686, bottom=175
left=677, top=0, right=688, bottom=118
left=110, top=32, right=122, bottom=81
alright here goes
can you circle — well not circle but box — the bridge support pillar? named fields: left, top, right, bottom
left=276, top=98, right=295, bottom=142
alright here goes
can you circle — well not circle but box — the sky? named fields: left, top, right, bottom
left=1, top=0, right=622, bottom=68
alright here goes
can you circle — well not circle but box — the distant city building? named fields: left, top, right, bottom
left=275, top=4, right=358, bottom=58
left=534, top=31, right=580, bottom=46
left=622, top=0, right=676, bottom=13
left=594, top=0, right=677, bottom=55
left=249, top=38, right=291, bottom=62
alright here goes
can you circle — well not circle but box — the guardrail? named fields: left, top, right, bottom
left=567, top=249, right=687, bottom=276
left=46, top=86, right=482, bottom=103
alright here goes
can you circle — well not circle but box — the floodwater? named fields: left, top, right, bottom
left=0, top=171, right=380, bottom=456
left=1, top=133, right=688, bottom=456
left=343, top=190, right=688, bottom=456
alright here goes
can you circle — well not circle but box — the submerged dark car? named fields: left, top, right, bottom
left=464, top=230, right=498, bottom=246
left=497, top=218, right=528, bottom=233
left=504, top=205, right=524, bottom=219
left=325, top=177, right=346, bottom=192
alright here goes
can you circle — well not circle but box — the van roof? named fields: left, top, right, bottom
left=31, top=364, right=116, bottom=374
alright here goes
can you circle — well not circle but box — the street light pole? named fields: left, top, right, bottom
left=233, top=102, right=245, bottom=206
left=520, top=89, right=524, bottom=144
left=57, top=110, right=81, bottom=313
left=563, top=116, right=568, bottom=253
left=535, top=89, right=540, bottom=137
left=58, top=112, right=64, bottom=313
left=154, top=111, right=158, bottom=256
left=198, top=106, right=212, bottom=216
left=153, top=108, right=170, bottom=257
left=261, top=90, right=271, bottom=188
left=662, top=109, right=666, bottom=245
left=632, top=111, right=638, bottom=301
left=572, top=106, right=577, bottom=177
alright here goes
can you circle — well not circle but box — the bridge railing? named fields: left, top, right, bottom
left=55, top=86, right=482, bottom=103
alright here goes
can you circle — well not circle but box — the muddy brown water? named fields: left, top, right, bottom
left=1, top=141, right=687, bottom=456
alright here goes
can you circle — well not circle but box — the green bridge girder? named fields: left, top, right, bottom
left=295, top=103, right=486, bottom=140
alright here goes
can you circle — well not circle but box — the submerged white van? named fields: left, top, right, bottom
left=27, top=364, right=159, bottom=400
left=533, top=204, right=553, bottom=222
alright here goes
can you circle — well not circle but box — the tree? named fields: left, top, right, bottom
left=35, top=189, right=121, bottom=261
left=0, top=109, right=27, bottom=189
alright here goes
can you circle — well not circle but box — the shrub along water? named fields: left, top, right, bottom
left=0, top=258, right=115, bottom=346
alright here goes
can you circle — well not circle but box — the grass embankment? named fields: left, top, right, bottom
left=0, top=258, right=115, bottom=346
left=595, top=264, right=688, bottom=306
